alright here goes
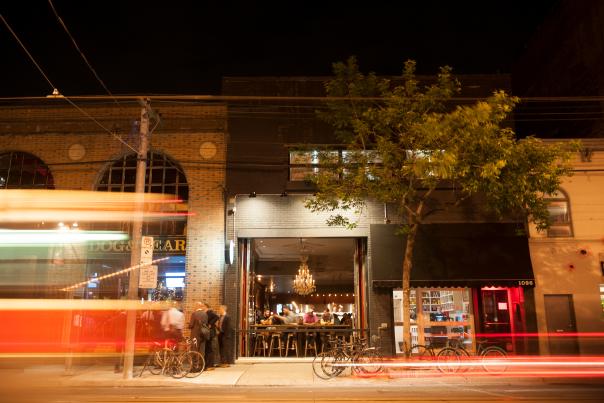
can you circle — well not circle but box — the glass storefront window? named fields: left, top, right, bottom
left=420, top=289, right=473, bottom=350
left=393, top=288, right=475, bottom=355
left=600, top=284, right=604, bottom=315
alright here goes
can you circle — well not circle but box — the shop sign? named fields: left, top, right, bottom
left=88, top=237, right=186, bottom=254
left=141, top=236, right=154, bottom=265
left=139, top=265, right=158, bottom=289
left=517, top=280, right=535, bottom=287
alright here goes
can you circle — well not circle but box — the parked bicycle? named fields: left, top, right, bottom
left=312, top=335, right=383, bottom=379
left=139, top=337, right=205, bottom=378
left=436, top=338, right=508, bottom=374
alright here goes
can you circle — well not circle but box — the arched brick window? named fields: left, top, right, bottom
left=96, top=151, right=188, bottom=236
left=0, top=151, right=55, bottom=189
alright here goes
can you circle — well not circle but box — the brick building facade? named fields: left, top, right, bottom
left=0, top=100, right=227, bottom=314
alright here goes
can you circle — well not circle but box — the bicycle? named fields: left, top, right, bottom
left=399, top=340, right=436, bottom=361
left=436, top=338, right=508, bottom=374
left=181, top=336, right=205, bottom=378
left=139, top=337, right=203, bottom=379
left=312, top=334, right=383, bottom=379
left=312, top=336, right=353, bottom=379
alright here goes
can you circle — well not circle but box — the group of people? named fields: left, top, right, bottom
left=188, top=302, right=235, bottom=369
left=159, top=301, right=235, bottom=370
left=257, top=305, right=353, bottom=327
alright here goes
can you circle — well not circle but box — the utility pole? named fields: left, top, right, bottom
left=123, top=98, right=150, bottom=379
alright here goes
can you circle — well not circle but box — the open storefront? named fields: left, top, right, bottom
left=237, top=237, right=366, bottom=357
left=372, top=223, right=539, bottom=355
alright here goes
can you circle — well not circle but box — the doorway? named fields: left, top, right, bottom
left=477, top=286, right=531, bottom=353
left=544, top=294, right=579, bottom=355
left=238, top=237, right=365, bottom=357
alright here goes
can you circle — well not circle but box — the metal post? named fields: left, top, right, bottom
left=123, top=98, right=150, bottom=379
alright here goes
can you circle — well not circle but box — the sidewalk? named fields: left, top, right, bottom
left=4, top=360, right=602, bottom=389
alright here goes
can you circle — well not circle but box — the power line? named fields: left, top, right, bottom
left=0, top=13, right=136, bottom=152
left=47, top=0, right=118, bottom=104
left=1, top=14, right=57, bottom=93
left=3, top=94, right=604, bottom=102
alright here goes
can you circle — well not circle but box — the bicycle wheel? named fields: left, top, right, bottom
left=354, top=348, right=383, bottom=375
left=312, top=352, right=332, bottom=380
left=436, top=347, right=461, bottom=373
left=169, top=352, right=192, bottom=379
left=185, top=351, right=205, bottom=378
left=454, top=347, right=471, bottom=373
left=326, top=351, right=347, bottom=377
left=149, top=348, right=170, bottom=375
left=480, top=346, right=508, bottom=374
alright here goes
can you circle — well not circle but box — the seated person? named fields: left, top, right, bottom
left=340, top=313, right=353, bottom=327
left=303, top=306, right=318, bottom=324
left=273, top=306, right=296, bottom=325
left=319, top=309, right=333, bottom=325
left=258, top=309, right=272, bottom=325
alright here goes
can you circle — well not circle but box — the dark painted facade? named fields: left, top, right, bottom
left=221, top=75, right=539, bottom=357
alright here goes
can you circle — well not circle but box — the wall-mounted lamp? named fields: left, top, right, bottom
left=249, top=192, right=257, bottom=198
left=225, top=239, right=235, bottom=265
left=228, top=207, right=236, bottom=215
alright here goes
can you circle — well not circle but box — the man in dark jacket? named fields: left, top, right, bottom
left=205, top=306, right=220, bottom=370
left=188, top=301, right=208, bottom=364
left=217, top=305, right=234, bottom=366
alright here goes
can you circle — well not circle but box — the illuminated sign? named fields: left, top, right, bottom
left=88, top=237, right=186, bottom=254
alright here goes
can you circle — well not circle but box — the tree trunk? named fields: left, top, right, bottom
left=402, top=225, right=418, bottom=352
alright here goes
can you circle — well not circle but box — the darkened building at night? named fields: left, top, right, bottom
left=513, top=0, right=604, bottom=139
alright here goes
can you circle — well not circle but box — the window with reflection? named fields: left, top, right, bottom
left=0, top=151, right=54, bottom=189
left=393, top=288, right=474, bottom=354
left=545, top=190, right=573, bottom=237
left=289, top=149, right=381, bottom=181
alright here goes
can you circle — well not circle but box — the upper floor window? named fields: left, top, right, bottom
left=0, top=151, right=55, bottom=189
left=97, top=151, right=188, bottom=201
left=289, top=150, right=339, bottom=181
left=289, top=149, right=381, bottom=181
left=96, top=151, right=188, bottom=236
left=545, top=189, right=573, bottom=237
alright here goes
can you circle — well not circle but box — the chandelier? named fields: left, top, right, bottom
left=293, top=256, right=316, bottom=295
left=268, top=279, right=275, bottom=293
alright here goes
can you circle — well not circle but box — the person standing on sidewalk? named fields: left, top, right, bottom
left=217, top=305, right=234, bottom=367
left=205, top=305, right=220, bottom=371
left=188, top=301, right=209, bottom=366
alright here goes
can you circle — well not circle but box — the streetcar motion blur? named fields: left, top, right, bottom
left=0, top=190, right=189, bottom=361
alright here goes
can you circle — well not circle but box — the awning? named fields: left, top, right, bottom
left=370, top=223, right=535, bottom=289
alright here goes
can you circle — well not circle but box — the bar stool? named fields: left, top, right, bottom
left=269, top=333, right=283, bottom=357
left=253, top=333, right=267, bottom=357
left=304, top=332, right=318, bottom=357
left=285, top=332, right=299, bottom=357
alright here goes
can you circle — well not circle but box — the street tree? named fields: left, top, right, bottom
left=305, top=57, right=579, bottom=349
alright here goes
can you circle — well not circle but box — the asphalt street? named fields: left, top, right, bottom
left=5, top=383, right=604, bottom=403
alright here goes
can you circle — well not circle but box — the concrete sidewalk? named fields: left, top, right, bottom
left=4, top=361, right=601, bottom=389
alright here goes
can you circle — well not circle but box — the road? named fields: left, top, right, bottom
left=5, top=383, right=604, bottom=403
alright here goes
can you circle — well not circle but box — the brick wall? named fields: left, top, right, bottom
left=0, top=101, right=228, bottom=319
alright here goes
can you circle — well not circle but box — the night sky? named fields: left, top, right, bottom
left=1, top=0, right=560, bottom=97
